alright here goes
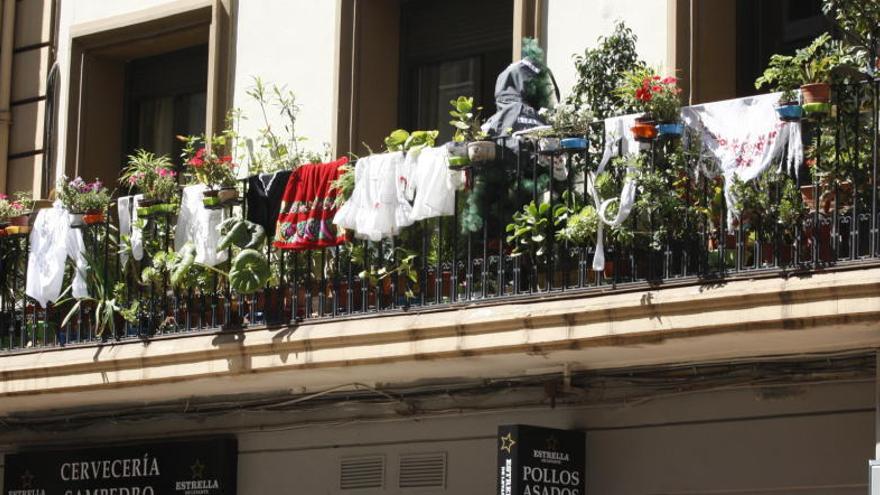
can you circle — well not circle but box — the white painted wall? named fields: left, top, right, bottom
left=231, top=0, right=338, bottom=171
left=543, top=0, right=672, bottom=101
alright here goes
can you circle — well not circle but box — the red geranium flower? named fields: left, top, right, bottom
left=188, top=148, right=206, bottom=168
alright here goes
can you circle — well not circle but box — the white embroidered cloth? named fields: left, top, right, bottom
left=118, top=195, right=145, bottom=266
left=681, top=92, right=802, bottom=227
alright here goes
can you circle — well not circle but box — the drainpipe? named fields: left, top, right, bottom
left=0, top=0, right=16, bottom=194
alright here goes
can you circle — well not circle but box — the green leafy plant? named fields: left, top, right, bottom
left=755, top=54, right=803, bottom=103
left=449, top=96, right=488, bottom=142
left=384, top=129, right=439, bottom=152
left=121, top=149, right=178, bottom=203
left=568, top=22, right=647, bottom=120
left=616, top=67, right=682, bottom=122
left=241, top=77, right=330, bottom=175
left=822, top=0, right=878, bottom=75
left=0, top=191, right=32, bottom=220
left=554, top=192, right=598, bottom=246
left=180, top=128, right=238, bottom=189
left=506, top=201, right=552, bottom=260
left=538, top=102, right=594, bottom=136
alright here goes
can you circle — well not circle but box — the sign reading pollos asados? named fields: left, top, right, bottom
left=497, top=425, right=586, bottom=495
left=3, top=438, right=237, bottom=495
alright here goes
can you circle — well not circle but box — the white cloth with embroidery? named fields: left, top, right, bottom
left=334, top=152, right=404, bottom=241
left=681, top=92, right=802, bottom=228
left=117, top=194, right=145, bottom=266
left=586, top=114, right=641, bottom=271
left=174, top=185, right=228, bottom=266
left=26, top=201, right=89, bottom=307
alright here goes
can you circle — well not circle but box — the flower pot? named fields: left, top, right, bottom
left=218, top=187, right=238, bottom=203
left=657, top=122, right=684, bottom=137
left=630, top=119, right=658, bottom=142
left=775, top=103, right=804, bottom=122
left=801, top=83, right=831, bottom=104
left=537, top=137, right=560, bottom=153
left=8, top=213, right=29, bottom=227
left=467, top=140, right=496, bottom=164
left=202, top=190, right=220, bottom=207
left=803, top=102, right=831, bottom=116
left=446, top=141, right=469, bottom=169
left=83, top=210, right=105, bottom=225
left=69, top=212, right=85, bottom=227
left=5, top=225, right=30, bottom=235
left=560, top=136, right=588, bottom=151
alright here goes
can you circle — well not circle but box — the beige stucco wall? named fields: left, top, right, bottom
left=231, top=0, right=339, bottom=170
left=0, top=378, right=871, bottom=494
left=542, top=0, right=674, bottom=101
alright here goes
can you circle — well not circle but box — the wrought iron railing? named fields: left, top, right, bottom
left=0, top=82, right=878, bottom=352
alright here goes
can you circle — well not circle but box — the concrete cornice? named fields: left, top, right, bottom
left=1, top=267, right=879, bottom=413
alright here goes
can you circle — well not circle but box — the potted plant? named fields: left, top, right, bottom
left=180, top=134, right=239, bottom=207
left=796, top=33, right=840, bottom=111
left=617, top=68, right=683, bottom=140
left=121, top=149, right=180, bottom=216
left=384, top=128, right=439, bottom=154
left=0, top=192, right=33, bottom=235
left=755, top=53, right=804, bottom=121
left=57, top=176, right=111, bottom=227
left=445, top=96, right=494, bottom=165
left=538, top=102, right=594, bottom=151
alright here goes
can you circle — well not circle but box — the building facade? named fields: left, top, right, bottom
left=0, top=1, right=878, bottom=494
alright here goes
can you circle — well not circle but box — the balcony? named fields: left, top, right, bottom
left=0, top=85, right=880, bottom=411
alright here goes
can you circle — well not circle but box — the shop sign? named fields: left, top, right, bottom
left=497, top=425, right=585, bottom=495
left=3, top=437, right=237, bottom=495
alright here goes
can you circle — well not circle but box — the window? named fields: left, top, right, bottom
left=124, top=45, right=209, bottom=159
left=64, top=2, right=230, bottom=186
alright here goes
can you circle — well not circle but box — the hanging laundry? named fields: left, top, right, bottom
left=273, top=157, right=348, bottom=250
left=246, top=170, right=292, bottom=236
left=586, top=114, right=641, bottom=272
left=406, top=146, right=463, bottom=223
left=174, top=185, right=228, bottom=266
left=681, top=92, right=802, bottom=228
left=334, top=152, right=405, bottom=242
left=117, top=194, right=145, bottom=267
left=26, top=201, right=88, bottom=307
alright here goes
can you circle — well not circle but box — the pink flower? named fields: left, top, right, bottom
left=188, top=148, right=206, bottom=168
left=0, top=194, right=7, bottom=200
left=662, top=76, right=677, bottom=84
left=652, top=75, right=661, bottom=81
left=651, top=85, right=662, bottom=93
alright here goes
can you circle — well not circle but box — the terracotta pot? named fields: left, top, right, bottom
left=631, top=119, right=658, bottom=142
left=8, top=213, right=29, bottom=227
left=218, top=187, right=238, bottom=203
left=801, top=83, right=831, bottom=104
left=83, top=211, right=105, bottom=225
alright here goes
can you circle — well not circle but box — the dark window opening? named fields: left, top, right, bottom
left=123, top=44, right=209, bottom=164
left=736, top=0, right=829, bottom=97
left=399, top=0, right=512, bottom=143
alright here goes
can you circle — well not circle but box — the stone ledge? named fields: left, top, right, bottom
left=0, top=267, right=878, bottom=410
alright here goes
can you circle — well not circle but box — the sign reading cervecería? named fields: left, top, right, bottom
left=3, top=437, right=237, bottom=495
left=497, top=425, right=586, bottom=495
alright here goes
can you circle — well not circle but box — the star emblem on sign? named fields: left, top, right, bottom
left=20, top=470, right=34, bottom=489
left=499, top=433, right=516, bottom=453
left=190, top=459, right=206, bottom=480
